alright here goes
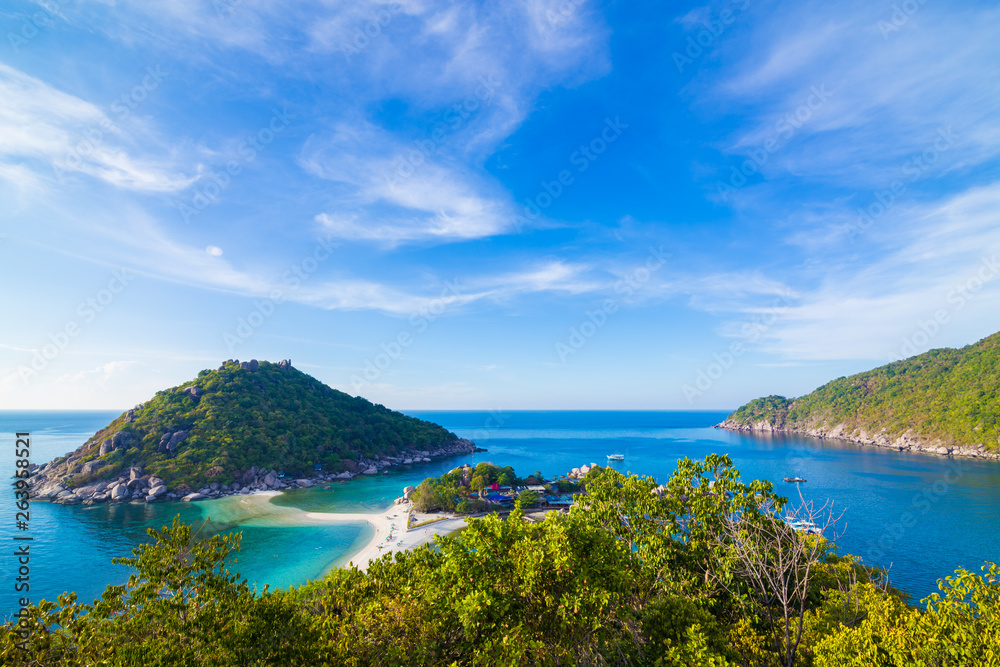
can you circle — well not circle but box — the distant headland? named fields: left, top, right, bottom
left=717, top=332, right=1000, bottom=460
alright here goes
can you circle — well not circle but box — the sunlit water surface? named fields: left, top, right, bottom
left=3, top=410, right=998, bottom=618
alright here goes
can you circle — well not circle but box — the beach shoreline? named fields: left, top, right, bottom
left=205, top=490, right=465, bottom=573
left=304, top=507, right=468, bottom=571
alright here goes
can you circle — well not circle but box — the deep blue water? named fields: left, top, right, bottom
left=3, top=409, right=999, bottom=620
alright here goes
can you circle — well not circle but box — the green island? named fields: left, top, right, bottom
left=718, top=331, right=1000, bottom=459
left=27, top=359, right=477, bottom=505
left=4, top=456, right=997, bottom=666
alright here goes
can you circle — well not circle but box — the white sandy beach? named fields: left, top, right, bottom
left=304, top=508, right=467, bottom=571
left=204, top=491, right=465, bottom=573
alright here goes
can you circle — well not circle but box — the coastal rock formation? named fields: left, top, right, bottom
left=568, top=463, right=599, bottom=479
left=157, top=430, right=189, bottom=453
left=98, top=431, right=137, bottom=456
left=715, top=419, right=1000, bottom=461
left=29, top=438, right=482, bottom=505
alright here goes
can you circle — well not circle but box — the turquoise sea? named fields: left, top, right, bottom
left=3, top=410, right=999, bottom=620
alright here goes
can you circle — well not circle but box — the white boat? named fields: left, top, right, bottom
left=785, top=518, right=822, bottom=535
left=606, top=454, right=624, bottom=461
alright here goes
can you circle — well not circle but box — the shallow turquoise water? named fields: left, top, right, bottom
left=2, top=409, right=999, bottom=619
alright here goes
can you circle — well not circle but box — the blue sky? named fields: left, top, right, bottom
left=2, top=0, right=999, bottom=410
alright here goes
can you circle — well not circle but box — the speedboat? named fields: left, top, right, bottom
left=783, top=477, right=807, bottom=483
left=606, top=454, right=625, bottom=461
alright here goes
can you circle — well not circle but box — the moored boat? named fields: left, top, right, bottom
left=785, top=518, right=822, bottom=535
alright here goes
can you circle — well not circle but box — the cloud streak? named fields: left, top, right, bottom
left=0, top=63, right=193, bottom=193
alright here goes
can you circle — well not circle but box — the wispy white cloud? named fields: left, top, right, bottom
left=295, top=1, right=609, bottom=245
left=22, top=192, right=607, bottom=316
left=708, top=1, right=1000, bottom=189
left=304, top=123, right=515, bottom=245
left=55, top=360, right=138, bottom=388
left=294, top=260, right=601, bottom=315
left=699, top=183, right=1000, bottom=361
left=669, top=271, right=797, bottom=314
left=0, top=63, right=193, bottom=193
left=670, top=0, right=1000, bottom=365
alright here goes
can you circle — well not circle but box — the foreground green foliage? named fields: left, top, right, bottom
left=64, top=360, right=456, bottom=488
left=1, top=517, right=319, bottom=666
left=727, top=332, right=1000, bottom=451
left=812, top=563, right=1000, bottom=666
left=4, top=457, right=997, bottom=665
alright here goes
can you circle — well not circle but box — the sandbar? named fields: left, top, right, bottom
left=197, top=490, right=464, bottom=572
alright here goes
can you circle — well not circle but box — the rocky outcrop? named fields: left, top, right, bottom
left=221, top=358, right=275, bottom=371
left=568, top=463, right=599, bottom=479
left=715, top=419, right=1000, bottom=461
left=98, top=431, right=137, bottom=457
left=156, top=429, right=189, bottom=454
left=29, top=424, right=481, bottom=505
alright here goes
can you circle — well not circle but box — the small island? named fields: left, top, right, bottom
left=27, top=359, right=484, bottom=505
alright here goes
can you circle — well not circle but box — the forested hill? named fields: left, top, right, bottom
left=718, top=332, right=1000, bottom=458
left=33, top=359, right=461, bottom=491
